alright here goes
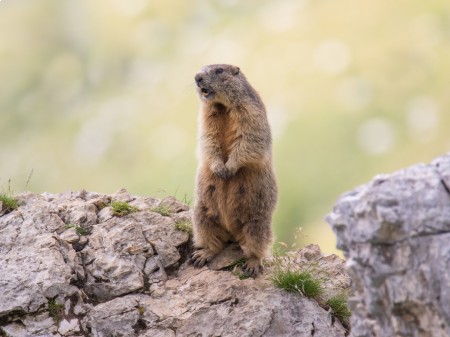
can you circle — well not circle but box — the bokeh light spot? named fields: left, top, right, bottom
left=335, top=77, right=373, bottom=112
left=314, top=39, right=352, bottom=75
left=406, top=96, right=439, bottom=143
left=357, top=118, right=396, bottom=155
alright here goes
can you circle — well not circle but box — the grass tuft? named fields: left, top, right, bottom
left=234, top=271, right=251, bottom=280
left=272, top=268, right=323, bottom=299
left=66, top=224, right=90, bottom=236
left=270, top=251, right=350, bottom=328
left=225, top=258, right=250, bottom=280
left=0, top=179, right=18, bottom=214
left=174, top=220, right=193, bottom=234
left=228, top=257, right=247, bottom=269
left=136, top=306, right=145, bottom=315
left=151, top=205, right=171, bottom=216
left=326, top=293, right=351, bottom=325
left=111, top=201, right=139, bottom=216
left=48, top=299, right=64, bottom=322
left=0, top=194, right=18, bottom=213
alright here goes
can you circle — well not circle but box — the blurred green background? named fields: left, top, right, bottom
left=1, top=0, right=449, bottom=254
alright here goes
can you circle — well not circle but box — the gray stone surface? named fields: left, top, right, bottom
left=1, top=189, right=347, bottom=337
left=327, top=152, right=450, bottom=337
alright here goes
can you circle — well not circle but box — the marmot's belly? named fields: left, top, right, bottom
left=212, top=168, right=275, bottom=235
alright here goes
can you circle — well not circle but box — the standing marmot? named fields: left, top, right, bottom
left=190, top=64, right=278, bottom=277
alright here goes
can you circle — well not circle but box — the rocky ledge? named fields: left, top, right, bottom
left=0, top=188, right=348, bottom=337
left=327, top=153, right=450, bottom=337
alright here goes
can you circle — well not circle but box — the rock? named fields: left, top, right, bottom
left=21, top=312, right=57, bottom=336
left=152, top=239, right=180, bottom=268
left=1, top=189, right=347, bottom=337
left=59, top=227, right=80, bottom=244
left=97, top=205, right=114, bottom=223
left=158, top=196, right=190, bottom=213
left=73, top=301, right=90, bottom=316
left=208, top=242, right=245, bottom=270
left=58, top=200, right=98, bottom=228
left=327, top=152, right=450, bottom=337
left=144, top=256, right=168, bottom=283
left=0, top=210, right=77, bottom=316
left=86, top=195, right=111, bottom=210
left=129, top=195, right=159, bottom=211
left=143, top=256, right=160, bottom=275
left=138, top=211, right=189, bottom=247
left=58, top=318, right=80, bottom=335
left=1, top=323, right=27, bottom=337
left=111, top=188, right=133, bottom=202
left=81, top=296, right=142, bottom=337
left=140, top=328, right=175, bottom=337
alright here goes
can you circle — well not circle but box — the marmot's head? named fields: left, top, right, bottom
left=195, top=64, right=253, bottom=106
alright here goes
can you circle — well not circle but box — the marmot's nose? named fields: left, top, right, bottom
left=195, top=74, right=203, bottom=86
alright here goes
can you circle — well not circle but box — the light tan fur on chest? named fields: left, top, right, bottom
left=217, top=112, right=240, bottom=162
left=203, top=106, right=240, bottom=163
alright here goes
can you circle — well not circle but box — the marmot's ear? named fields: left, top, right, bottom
left=232, top=66, right=240, bottom=75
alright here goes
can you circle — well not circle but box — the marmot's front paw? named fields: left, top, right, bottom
left=243, top=257, right=264, bottom=278
left=225, top=160, right=239, bottom=177
left=190, top=249, right=216, bottom=268
left=211, top=163, right=232, bottom=180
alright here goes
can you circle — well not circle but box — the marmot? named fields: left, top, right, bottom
left=190, top=64, right=278, bottom=277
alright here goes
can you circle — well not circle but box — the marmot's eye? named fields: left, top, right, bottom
left=215, top=68, right=224, bottom=75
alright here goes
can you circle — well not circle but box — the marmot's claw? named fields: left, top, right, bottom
left=243, top=260, right=263, bottom=278
left=193, top=257, right=207, bottom=268
left=190, top=249, right=213, bottom=268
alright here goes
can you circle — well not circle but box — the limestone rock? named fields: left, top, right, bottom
left=60, top=227, right=80, bottom=243
left=0, top=209, right=76, bottom=316
left=1, top=189, right=347, bottom=337
left=208, top=242, right=245, bottom=270
left=58, top=318, right=80, bottom=335
left=82, top=216, right=151, bottom=301
left=327, top=152, right=450, bottom=337
left=158, top=196, right=190, bottom=213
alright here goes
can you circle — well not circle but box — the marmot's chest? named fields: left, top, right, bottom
left=216, top=114, right=240, bottom=162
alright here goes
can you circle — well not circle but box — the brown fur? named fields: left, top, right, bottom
left=191, top=64, right=278, bottom=277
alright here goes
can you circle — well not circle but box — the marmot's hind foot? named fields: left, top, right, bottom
left=190, top=249, right=216, bottom=268
left=243, top=257, right=264, bottom=278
